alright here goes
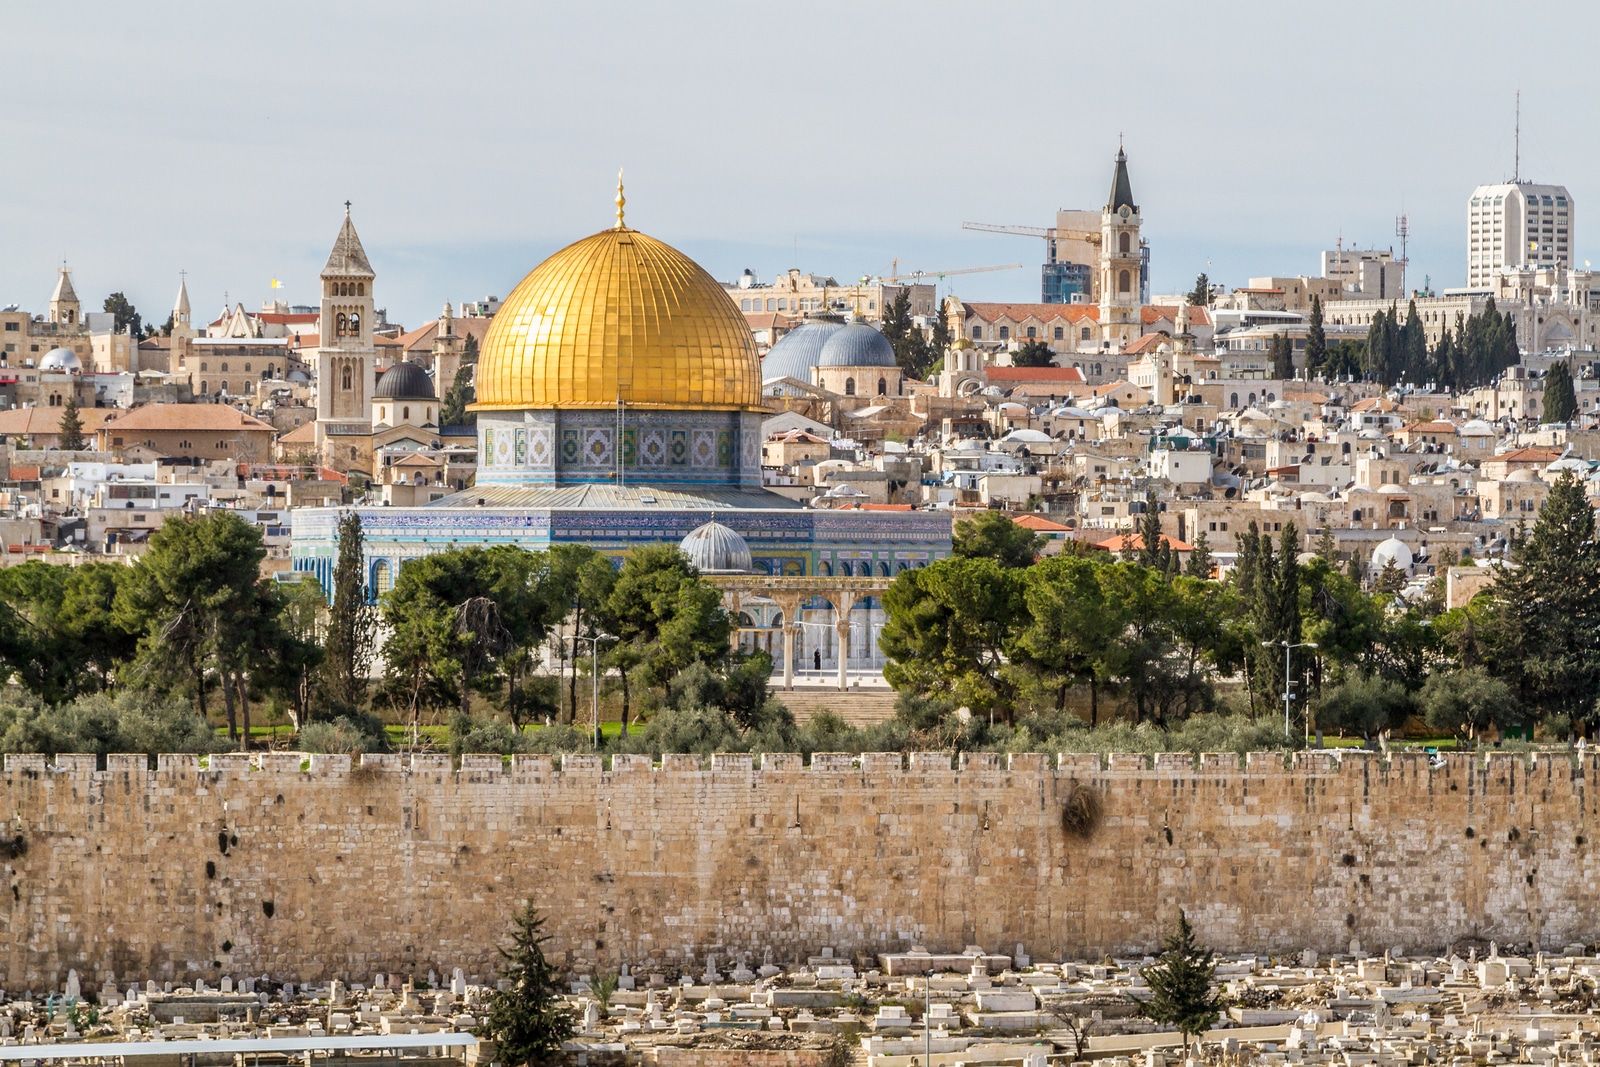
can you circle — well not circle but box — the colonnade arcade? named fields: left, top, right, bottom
left=704, top=575, right=893, bottom=691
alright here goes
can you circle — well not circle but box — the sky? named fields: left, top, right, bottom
left=3, top=1, right=1596, bottom=332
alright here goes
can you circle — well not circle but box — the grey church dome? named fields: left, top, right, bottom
left=679, top=520, right=752, bottom=574
left=817, top=322, right=896, bottom=368
left=761, top=315, right=845, bottom=382
left=374, top=361, right=436, bottom=400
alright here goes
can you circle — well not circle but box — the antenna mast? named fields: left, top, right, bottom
left=1394, top=213, right=1409, bottom=293
left=1514, top=89, right=1521, bottom=182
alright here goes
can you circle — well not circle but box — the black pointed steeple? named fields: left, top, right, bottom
left=1108, top=147, right=1137, bottom=214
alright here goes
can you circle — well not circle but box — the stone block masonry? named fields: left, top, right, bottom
left=0, top=748, right=1593, bottom=987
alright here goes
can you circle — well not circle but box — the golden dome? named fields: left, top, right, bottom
left=474, top=226, right=761, bottom=412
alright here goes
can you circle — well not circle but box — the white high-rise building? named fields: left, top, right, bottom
left=1467, top=182, right=1574, bottom=289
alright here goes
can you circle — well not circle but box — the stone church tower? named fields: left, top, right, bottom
left=1099, top=146, right=1143, bottom=346
left=314, top=204, right=377, bottom=448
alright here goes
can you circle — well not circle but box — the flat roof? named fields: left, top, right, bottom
left=0, top=1032, right=477, bottom=1061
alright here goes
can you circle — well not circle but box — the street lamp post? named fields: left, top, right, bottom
left=573, top=632, right=616, bottom=749
left=1262, top=639, right=1318, bottom=738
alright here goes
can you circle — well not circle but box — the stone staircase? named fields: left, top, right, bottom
left=776, top=687, right=900, bottom=726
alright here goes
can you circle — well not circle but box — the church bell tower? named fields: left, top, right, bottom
left=314, top=203, right=377, bottom=448
left=1099, top=146, right=1143, bottom=345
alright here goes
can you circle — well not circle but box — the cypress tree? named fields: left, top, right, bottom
left=1268, top=333, right=1293, bottom=380
left=1543, top=361, right=1577, bottom=425
left=321, top=512, right=377, bottom=716
left=1185, top=529, right=1214, bottom=579
left=1305, top=295, right=1326, bottom=375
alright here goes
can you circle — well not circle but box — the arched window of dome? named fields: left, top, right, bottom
left=844, top=377, right=855, bottom=396
left=336, top=313, right=348, bottom=335
left=840, top=561, right=853, bottom=577
left=877, top=377, right=887, bottom=396
left=819, top=561, right=832, bottom=576
left=372, top=559, right=392, bottom=597
left=1119, top=232, right=1131, bottom=255
left=350, top=312, right=361, bottom=334
left=342, top=365, right=353, bottom=391
left=1118, top=270, right=1131, bottom=293
left=403, top=406, right=410, bottom=421
left=878, top=561, right=892, bottom=577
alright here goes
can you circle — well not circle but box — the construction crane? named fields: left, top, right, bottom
left=873, top=260, right=1023, bottom=284
left=962, top=221, right=1105, bottom=299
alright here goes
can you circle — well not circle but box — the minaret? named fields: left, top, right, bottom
left=1099, top=145, right=1143, bottom=345
left=49, top=266, right=81, bottom=328
left=432, top=301, right=463, bottom=394
left=314, top=203, right=377, bottom=451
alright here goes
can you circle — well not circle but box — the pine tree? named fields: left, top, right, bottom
left=1543, top=361, right=1577, bottom=425
left=1365, top=309, right=1389, bottom=383
left=1187, top=273, right=1211, bottom=307
left=1185, top=529, right=1213, bottom=579
left=1375, top=558, right=1406, bottom=595
left=1346, top=552, right=1364, bottom=587
left=1139, top=498, right=1170, bottom=573
left=57, top=397, right=86, bottom=451
left=321, top=512, right=376, bottom=717
left=479, top=902, right=574, bottom=1066
left=1305, top=295, right=1326, bottom=375
left=1315, top=527, right=1338, bottom=564
left=1141, top=911, right=1222, bottom=1054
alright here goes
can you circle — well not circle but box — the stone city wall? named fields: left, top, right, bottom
left=0, top=748, right=1592, bottom=988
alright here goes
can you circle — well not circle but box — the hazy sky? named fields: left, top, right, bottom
left=4, top=1, right=1594, bottom=331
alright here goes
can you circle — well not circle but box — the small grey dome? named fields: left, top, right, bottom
left=817, top=322, right=896, bottom=368
left=679, top=520, right=752, bottom=574
left=761, top=315, right=846, bottom=382
left=39, top=347, right=81, bottom=373
left=374, top=361, right=436, bottom=399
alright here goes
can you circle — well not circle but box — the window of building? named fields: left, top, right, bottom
left=1119, top=232, right=1131, bottom=255
left=741, top=299, right=751, bottom=311
left=342, top=366, right=353, bottom=390
left=844, top=377, right=855, bottom=396
left=373, top=560, right=392, bottom=596
left=403, top=406, right=410, bottom=420
left=766, top=299, right=776, bottom=312
left=998, top=326, right=1009, bottom=340
left=1118, top=270, right=1131, bottom=293
left=3, top=323, right=15, bottom=332
left=877, top=377, right=887, bottom=396
left=972, top=326, right=982, bottom=339
left=1054, top=326, right=1064, bottom=340
left=1080, top=327, right=1090, bottom=341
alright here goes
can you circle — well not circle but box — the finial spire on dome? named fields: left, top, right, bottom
left=615, top=169, right=626, bottom=230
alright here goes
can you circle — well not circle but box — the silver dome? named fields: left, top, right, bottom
left=679, top=520, right=752, bottom=574
left=39, top=347, right=81, bottom=373
left=817, top=322, right=896, bottom=368
left=761, top=316, right=846, bottom=382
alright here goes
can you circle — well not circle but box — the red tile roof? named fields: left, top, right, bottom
left=1141, top=305, right=1212, bottom=326
left=1494, top=446, right=1564, bottom=463
left=0, top=406, right=118, bottom=437
left=962, top=303, right=1100, bottom=323
left=1013, top=514, right=1071, bottom=532
left=99, top=404, right=275, bottom=433
left=1092, top=532, right=1194, bottom=553
left=985, top=367, right=1088, bottom=383
left=257, top=313, right=319, bottom=326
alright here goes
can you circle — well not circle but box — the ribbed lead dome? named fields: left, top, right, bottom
left=761, top=314, right=845, bottom=382
left=679, top=520, right=752, bottom=574
left=374, top=361, right=436, bottom=399
left=474, top=227, right=762, bottom=412
left=817, top=322, right=897, bottom=368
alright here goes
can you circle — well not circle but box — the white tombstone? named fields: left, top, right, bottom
left=220, top=976, right=233, bottom=994
left=194, top=978, right=208, bottom=994
left=582, top=999, right=600, bottom=1033
left=427, top=970, right=437, bottom=988
left=127, top=987, right=138, bottom=1004
left=703, top=956, right=721, bottom=983
left=1301, top=949, right=1318, bottom=968
left=1348, top=939, right=1362, bottom=957
left=452, top=969, right=467, bottom=997
left=1014, top=943, right=1030, bottom=969
left=147, top=980, right=159, bottom=994
left=64, top=970, right=81, bottom=1000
